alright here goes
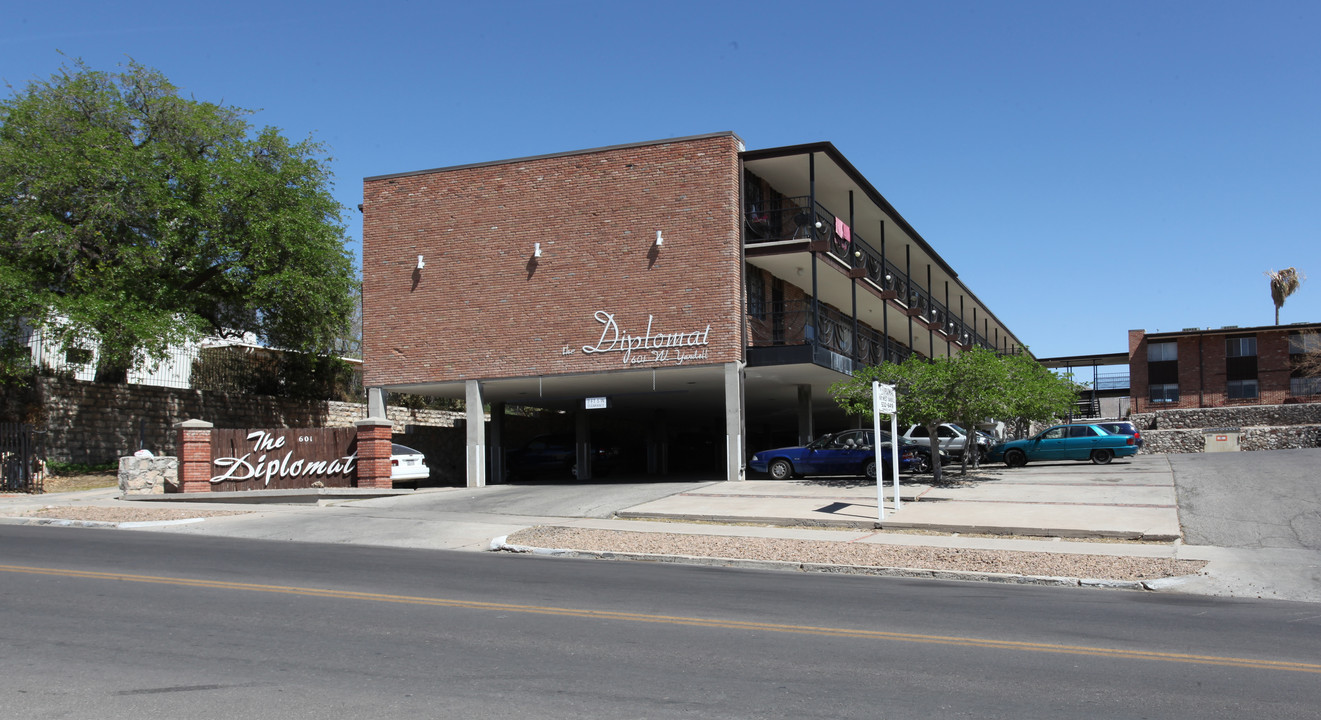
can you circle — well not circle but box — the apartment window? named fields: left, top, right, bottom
left=1289, top=332, right=1321, bottom=355
left=1291, top=376, right=1321, bottom=396
left=1148, top=341, right=1177, bottom=362
left=1227, top=379, right=1258, bottom=400
left=1150, top=383, right=1179, bottom=403
left=1226, top=334, right=1258, bottom=385
left=746, top=265, right=766, bottom=320
left=1226, top=336, right=1256, bottom=357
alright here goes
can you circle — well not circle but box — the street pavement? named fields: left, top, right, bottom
left=3, top=451, right=1319, bottom=603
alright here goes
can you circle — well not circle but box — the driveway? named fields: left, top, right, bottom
left=1168, top=448, right=1321, bottom=550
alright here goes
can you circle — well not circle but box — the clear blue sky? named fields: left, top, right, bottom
left=4, top=0, right=1318, bottom=360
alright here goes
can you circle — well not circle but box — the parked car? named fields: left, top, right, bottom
left=750, top=429, right=927, bottom=480
left=986, top=424, right=1139, bottom=467
left=390, top=443, right=431, bottom=485
left=506, top=433, right=621, bottom=480
left=900, top=423, right=993, bottom=458
left=1085, top=421, right=1143, bottom=450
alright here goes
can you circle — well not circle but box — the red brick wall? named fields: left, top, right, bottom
left=1131, top=327, right=1320, bottom=412
left=362, top=135, right=744, bottom=386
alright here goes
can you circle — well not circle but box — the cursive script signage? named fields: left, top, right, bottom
left=210, top=428, right=357, bottom=490
left=580, top=311, right=712, bottom=366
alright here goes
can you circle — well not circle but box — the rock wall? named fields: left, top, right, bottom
left=1, top=377, right=465, bottom=465
left=1132, top=403, right=1321, bottom=430
left=1142, top=426, right=1321, bottom=454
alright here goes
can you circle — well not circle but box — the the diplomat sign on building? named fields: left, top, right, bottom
left=577, top=311, right=712, bottom=366
left=209, top=428, right=358, bottom=491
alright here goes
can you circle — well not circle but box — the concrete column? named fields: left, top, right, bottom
left=724, top=361, right=746, bottom=482
left=489, top=402, right=506, bottom=484
left=574, top=409, right=592, bottom=481
left=174, top=419, right=213, bottom=493
left=354, top=418, right=393, bottom=490
left=465, top=380, right=486, bottom=488
left=368, top=387, right=388, bottom=418
left=797, top=384, right=814, bottom=445
left=647, top=411, right=668, bottom=475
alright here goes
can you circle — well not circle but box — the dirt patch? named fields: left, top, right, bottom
left=41, top=472, right=119, bottom=494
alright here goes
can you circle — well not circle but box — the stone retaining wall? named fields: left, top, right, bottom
left=1142, top=426, right=1321, bottom=454
left=1132, top=403, right=1321, bottom=430
left=1, top=377, right=466, bottom=465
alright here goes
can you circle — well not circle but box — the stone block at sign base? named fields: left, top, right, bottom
left=118, top=456, right=180, bottom=495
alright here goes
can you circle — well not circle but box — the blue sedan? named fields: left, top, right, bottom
left=986, top=424, right=1139, bottom=467
left=750, top=429, right=905, bottom=480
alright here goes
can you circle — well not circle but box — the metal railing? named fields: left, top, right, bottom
left=1, top=423, right=42, bottom=494
left=746, top=197, right=1001, bottom=353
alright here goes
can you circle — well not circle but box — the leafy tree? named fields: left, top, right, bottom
left=831, top=354, right=955, bottom=483
left=999, top=352, right=1081, bottom=438
left=0, top=59, right=357, bottom=382
left=830, top=349, right=1079, bottom=482
left=1266, top=267, right=1304, bottom=325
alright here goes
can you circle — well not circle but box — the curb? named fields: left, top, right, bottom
left=613, top=511, right=1180, bottom=542
left=488, top=536, right=1151, bottom=592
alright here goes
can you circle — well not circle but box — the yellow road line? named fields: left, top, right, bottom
left=4, top=563, right=1317, bottom=674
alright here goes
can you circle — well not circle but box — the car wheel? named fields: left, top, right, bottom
left=1090, top=449, right=1113, bottom=465
left=1005, top=449, right=1027, bottom=468
left=768, top=459, right=793, bottom=480
left=864, top=460, right=877, bottom=479
left=912, top=454, right=931, bottom=474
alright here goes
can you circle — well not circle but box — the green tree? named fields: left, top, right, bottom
left=831, top=354, right=956, bottom=483
left=830, top=349, right=1079, bottom=481
left=0, top=59, right=357, bottom=381
left=999, top=352, right=1081, bottom=438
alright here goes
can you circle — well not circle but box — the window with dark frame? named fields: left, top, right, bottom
left=746, top=265, right=766, bottom=320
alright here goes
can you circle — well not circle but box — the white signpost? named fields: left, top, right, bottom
left=872, top=381, right=900, bottom=522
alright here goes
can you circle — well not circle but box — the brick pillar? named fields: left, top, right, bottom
left=355, top=418, right=393, bottom=490
left=175, top=419, right=214, bottom=493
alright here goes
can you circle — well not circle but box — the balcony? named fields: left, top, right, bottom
left=747, top=299, right=914, bottom=374
left=746, top=200, right=993, bottom=354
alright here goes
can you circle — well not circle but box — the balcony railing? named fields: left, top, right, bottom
left=746, top=198, right=998, bottom=354
left=747, top=299, right=913, bottom=369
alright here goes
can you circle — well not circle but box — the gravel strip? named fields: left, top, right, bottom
left=505, top=526, right=1206, bottom=582
left=20, top=506, right=251, bottom=523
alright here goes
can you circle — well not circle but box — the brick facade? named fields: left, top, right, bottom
left=1129, top=324, right=1321, bottom=413
left=362, top=134, right=744, bottom=387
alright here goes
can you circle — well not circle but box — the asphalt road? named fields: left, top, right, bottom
left=4, top=525, right=1320, bottom=719
left=1169, top=447, right=1321, bottom=549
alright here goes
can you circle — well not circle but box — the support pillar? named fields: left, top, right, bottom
left=489, top=402, right=506, bottom=484
left=724, top=361, right=746, bottom=482
left=174, top=419, right=213, bottom=493
left=465, top=380, right=486, bottom=488
left=797, top=384, right=814, bottom=445
left=354, top=417, right=393, bottom=490
left=574, top=410, right=592, bottom=481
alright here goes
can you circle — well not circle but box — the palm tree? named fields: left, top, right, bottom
left=1266, top=268, right=1303, bottom=325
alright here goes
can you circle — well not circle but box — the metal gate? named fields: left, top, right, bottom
left=1, top=423, right=43, bottom=493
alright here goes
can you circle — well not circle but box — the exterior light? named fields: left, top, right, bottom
left=533, top=242, right=542, bottom=258
left=655, top=230, right=663, bottom=247
left=416, top=255, right=425, bottom=269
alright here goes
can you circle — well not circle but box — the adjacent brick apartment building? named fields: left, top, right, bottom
left=361, top=133, right=1027, bottom=485
left=1129, top=323, right=1321, bottom=413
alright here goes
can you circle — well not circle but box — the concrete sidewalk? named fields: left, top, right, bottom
left=2, top=454, right=1317, bottom=603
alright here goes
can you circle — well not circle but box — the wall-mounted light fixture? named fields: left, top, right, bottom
left=416, top=255, right=425, bottom=269
left=533, top=242, right=542, bottom=258
left=655, top=230, right=663, bottom=247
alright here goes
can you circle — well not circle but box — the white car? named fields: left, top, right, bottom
left=900, top=424, right=992, bottom=458
left=390, top=443, right=431, bottom=485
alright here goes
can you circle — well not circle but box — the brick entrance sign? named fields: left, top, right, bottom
left=173, top=418, right=394, bottom=492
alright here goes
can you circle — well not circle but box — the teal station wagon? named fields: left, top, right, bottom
left=986, top=424, right=1139, bottom=467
